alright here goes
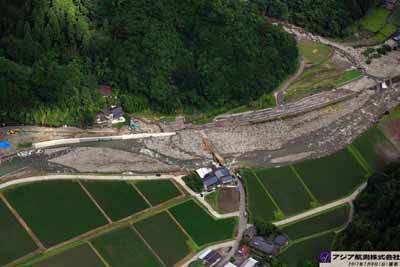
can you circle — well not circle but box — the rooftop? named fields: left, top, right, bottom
left=249, top=236, right=277, bottom=255
left=98, top=85, right=113, bottom=97
left=240, top=258, right=258, bottom=267
left=273, top=235, right=289, bottom=247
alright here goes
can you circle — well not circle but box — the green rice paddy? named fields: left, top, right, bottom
left=0, top=199, right=37, bottom=266
left=293, top=149, right=367, bottom=203
left=30, top=244, right=105, bottom=267
left=169, top=200, right=237, bottom=246
left=134, top=212, right=190, bottom=266
left=91, top=227, right=164, bottom=267
left=82, top=181, right=149, bottom=221
left=5, top=181, right=108, bottom=247
left=241, top=169, right=278, bottom=222
left=281, top=205, right=349, bottom=241
left=278, top=232, right=335, bottom=267
left=135, top=180, right=181, bottom=206
left=255, top=167, right=313, bottom=215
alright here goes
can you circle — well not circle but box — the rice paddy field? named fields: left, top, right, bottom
left=293, top=149, right=367, bottom=203
left=280, top=205, right=349, bottom=241
left=278, top=232, right=335, bottom=267
left=134, top=212, right=191, bottom=266
left=0, top=199, right=37, bottom=266
left=135, top=180, right=181, bottom=206
left=4, top=181, right=108, bottom=247
left=169, top=200, right=237, bottom=246
left=352, top=126, right=397, bottom=172
left=82, top=180, right=149, bottom=221
left=91, top=227, right=164, bottom=267
left=30, top=244, right=105, bottom=267
left=254, top=167, right=313, bottom=215
left=241, top=169, right=278, bottom=222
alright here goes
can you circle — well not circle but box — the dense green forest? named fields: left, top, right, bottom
left=252, top=0, right=380, bottom=37
left=0, top=0, right=299, bottom=126
left=334, top=162, right=400, bottom=250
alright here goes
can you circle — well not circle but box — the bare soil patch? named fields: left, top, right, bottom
left=218, top=187, right=239, bottom=213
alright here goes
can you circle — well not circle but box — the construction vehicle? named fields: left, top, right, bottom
left=7, top=129, right=21, bottom=135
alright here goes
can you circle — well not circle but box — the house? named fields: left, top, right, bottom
left=224, top=263, right=238, bottom=267
left=214, top=167, right=234, bottom=185
left=199, top=249, right=222, bottom=267
left=273, top=235, right=289, bottom=248
left=249, top=236, right=278, bottom=256
left=240, top=258, right=259, bottom=267
left=238, top=244, right=251, bottom=257
left=98, top=85, right=113, bottom=97
left=196, top=167, right=213, bottom=179
left=96, top=106, right=126, bottom=125
left=199, top=166, right=236, bottom=191
left=203, top=174, right=220, bottom=191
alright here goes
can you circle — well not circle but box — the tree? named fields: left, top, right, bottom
left=254, top=218, right=276, bottom=237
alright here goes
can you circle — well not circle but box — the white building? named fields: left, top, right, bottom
left=240, top=257, right=259, bottom=267
left=196, top=167, right=213, bottom=179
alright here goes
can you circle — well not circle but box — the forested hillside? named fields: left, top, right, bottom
left=0, top=0, right=298, bottom=126
left=334, top=162, right=400, bottom=250
left=252, top=0, right=380, bottom=37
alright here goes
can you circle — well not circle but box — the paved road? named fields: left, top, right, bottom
left=273, top=182, right=367, bottom=226
left=174, top=176, right=239, bottom=219
left=217, top=179, right=247, bottom=267
left=180, top=240, right=235, bottom=267
left=215, top=88, right=356, bottom=124
left=32, top=132, right=177, bottom=149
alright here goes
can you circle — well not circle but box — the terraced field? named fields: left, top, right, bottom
left=0, top=199, right=37, bottom=266
left=280, top=205, right=349, bottom=240
left=170, top=200, right=237, bottom=246
left=134, top=180, right=181, bottom=206
left=255, top=167, right=313, bottom=215
left=82, top=180, right=149, bottom=221
left=4, top=181, right=108, bottom=247
left=91, top=227, right=164, bottom=267
left=134, top=212, right=191, bottom=266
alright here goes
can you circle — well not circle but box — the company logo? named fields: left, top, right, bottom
left=320, top=251, right=331, bottom=263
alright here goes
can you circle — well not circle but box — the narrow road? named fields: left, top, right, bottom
left=217, top=180, right=247, bottom=267
left=275, top=58, right=306, bottom=106
left=273, top=182, right=367, bottom=226
left=180, top=241, right=235, bottom=267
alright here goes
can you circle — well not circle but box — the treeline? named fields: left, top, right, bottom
left=251, top=0, right=380, bottom=37
left=334, top=162, right=400, bottom=250
left=0, top=0, right=299, bottom=126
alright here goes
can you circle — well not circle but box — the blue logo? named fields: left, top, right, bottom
left=320, top=251, right=331, bottom=263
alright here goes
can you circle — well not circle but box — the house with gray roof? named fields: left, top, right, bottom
left=203, top=174, right=220, bottom=191
left=273, top=235, right=289, bottom=248
left=249, top=236, right=278, bottom=256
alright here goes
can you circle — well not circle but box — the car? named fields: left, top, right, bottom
left=393, top=30, right=400, bottom=41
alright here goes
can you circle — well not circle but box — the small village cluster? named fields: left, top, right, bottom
left=196, top=166, right=235, bottom=192
left=198, top=226, right=289, bottom=267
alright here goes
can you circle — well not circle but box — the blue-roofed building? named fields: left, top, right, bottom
left=220, top=175, right=234, bottom=184
left=249, top=236, right=278, bottom=256
left=215, top=167, right=230, bottom=178
left=273, top=235, right=289, bottom=248
left=203, top=174, right=219, bottom=191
